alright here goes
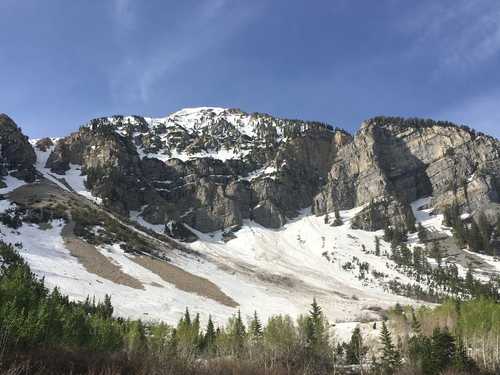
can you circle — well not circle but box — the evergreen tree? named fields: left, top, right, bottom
left=345, top=326, right=366, bottom=365
left=465, top=265, right=475, bottom=295
left=379, top=321, right=401, bottom=375
left=417, top=223, right=427, bottom=242
left=430, top=328, right=455, bottom=373
left=431, top=241, right=442, bottom=267
left=96, top=294, right=113, bottom=319
left=249, top=310, right=263, bottom=342
left=226, top=310, right=246, bottom=357
left=332, top=207, right=343, bottom=226
left=203, top=315, right=216, bottom=354
left=375, top=236, right=381, bottom=256
left=410, top=312, right=422, bottom=336
left=307, top=298, right=327, bottom=348
left=183, top=307, right=191, bottom=326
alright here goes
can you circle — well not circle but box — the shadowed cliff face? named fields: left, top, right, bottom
left=0, top=114, right=37, bottom=184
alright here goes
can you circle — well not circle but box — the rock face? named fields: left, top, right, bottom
left=44, top=108, right=351, bottom=234
left=314, top=117, right=500, bottom=229
left=0, top=114, right=37, bottom=184
left=6, top=108, right=496, bottom=237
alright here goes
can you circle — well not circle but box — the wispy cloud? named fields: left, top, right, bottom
left=108, top=1, right=262, bottom=106
left=400, top=0, right=500, bottom=73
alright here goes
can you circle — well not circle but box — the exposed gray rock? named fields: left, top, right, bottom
left=350, top=198, right=415, bottom=232
left=35, top=111, right=500, bottom=235
left=0, top=114, right=37, bottom=182
left=315, top=117, right=500, bottom=230
left=252, top=200, right=286, bottom=229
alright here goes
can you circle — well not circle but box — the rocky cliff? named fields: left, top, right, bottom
left=0, top=114, right=37, bottom=185
left=5, top=109, right=498, bottom=239
left=44, top=108, right=352, bottom=234
left=314, top=117, right=500, bottom=231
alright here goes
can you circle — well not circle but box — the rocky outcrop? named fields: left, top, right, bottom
left=43, top=110, right=350, bottom=234
left=314, top=117, right=500, bottom=230
left=36, top=110, right=500, bottom=235
left=0, top=114, right=37, bottom=183
left=35, top=138, right=54, bottom=152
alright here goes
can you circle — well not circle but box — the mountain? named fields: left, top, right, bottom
left=0, top=108, right=499, bottom=329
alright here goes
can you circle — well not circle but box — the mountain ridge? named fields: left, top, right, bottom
left=0, top=108, right=499, bottom=326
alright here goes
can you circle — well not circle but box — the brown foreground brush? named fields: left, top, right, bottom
left=0, top=350, right=298, bottom=375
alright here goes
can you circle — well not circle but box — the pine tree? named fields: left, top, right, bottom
left=192, top=313, right=201, bottom=349
left=309, top=298, right=322, bottom=326
left=95, top=294, right=113, bottom=319
left=183, top=307, right=191, bottom=326
left=417, top=223, right=427, bottom=242
left=249, top=310, right=263, bottom=341
left=410, top=311, right=422, bottom=336
left=430, top=328, right=455, bottom=373
left=193, top=313, right=200, bottom=333
left=465, top=265, right=475, bottom=295
left=333, top=207, right=343, bottom=226
left=306, top=298, right=328, bottom=349
left=375, top=236, right=381, bottom=256
left=431, top=241, right=442, bottom=267
left=379, top=321, right=401, bottom=375
left=203, top=315, right=216, bottom=353
left=227, top=310, right=246, bottom=357
left=345, top=326, right=366, bottom=365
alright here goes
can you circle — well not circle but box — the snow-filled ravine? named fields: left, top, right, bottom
left=30, top=139, right=103, bottom=204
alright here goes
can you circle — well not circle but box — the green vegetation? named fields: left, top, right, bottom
left=0, top=240, right=498, bottom=374
left=386, top=239, right=500, bottom=302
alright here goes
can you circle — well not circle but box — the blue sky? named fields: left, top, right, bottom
left=1, top=0, right=499, bottom=138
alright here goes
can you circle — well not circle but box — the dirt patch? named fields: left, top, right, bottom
left=62, top=221, right=144, bottom=290
left=132, top=255, right=238, bottom=308
left=8, top=181, right=72, bottom=206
